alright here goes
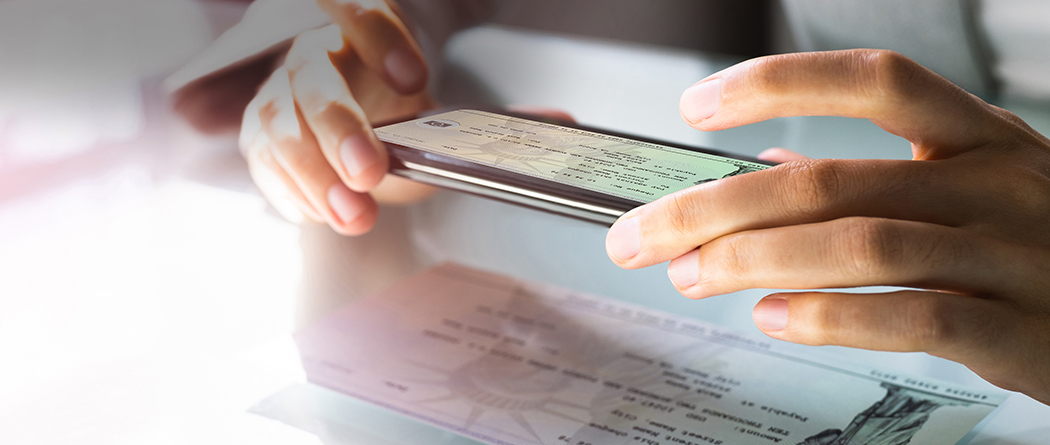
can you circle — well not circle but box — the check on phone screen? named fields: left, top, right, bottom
left=375, top=109, right=770, bottom=204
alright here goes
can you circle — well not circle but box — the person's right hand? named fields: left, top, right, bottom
left=605, top=49, right=1050, bottom=404
left=240, top=0, right=437, bottom=235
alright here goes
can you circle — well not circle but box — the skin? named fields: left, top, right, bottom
left=239, top=2, right=1050, bottom=407
left=240, top=0, right=437, bottom=235
left=604, top=49, right=1050, bottom=405
left=240, top=0, right=576, bottom=233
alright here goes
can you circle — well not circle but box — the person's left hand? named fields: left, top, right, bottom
left=605, top=49, right=1050, bottom=404
left=239, top=0, right=438, bottom=234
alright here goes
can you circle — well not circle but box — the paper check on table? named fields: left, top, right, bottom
left=294, top=264, right=1005, bottom=445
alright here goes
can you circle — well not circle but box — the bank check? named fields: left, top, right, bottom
left=375, top=109, right=771, bottom=223
left=294, top=264, right=1005, bottom=445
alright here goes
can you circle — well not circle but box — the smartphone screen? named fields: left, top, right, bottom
left=375, top=109, right=773, bottom=224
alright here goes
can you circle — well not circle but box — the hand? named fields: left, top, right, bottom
left=240, top=0, right=437, bottom=235
left=605, top=49, right=1050, bottom=404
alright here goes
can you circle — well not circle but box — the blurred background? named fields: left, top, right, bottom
left=2, top=0, right=1049, bottom=443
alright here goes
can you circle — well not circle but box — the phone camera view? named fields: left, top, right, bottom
left=377, top=109, right=769, bottom=205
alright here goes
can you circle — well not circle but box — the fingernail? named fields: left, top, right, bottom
left=384, top=47, right=424, bottom=90
left=680, top=78, right=723, bottom=123
left=606, top=217, right=641, bottom=261
left=667, top=250, right=700, bottom=289
left=340, top=135, right=379, bottom=178
left=753, top=298, right=789, bottom=331
left=327, top=183, right=363, bottom=224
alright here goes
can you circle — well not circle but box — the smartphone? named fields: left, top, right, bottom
left=374, top=108, right=775, bottom=225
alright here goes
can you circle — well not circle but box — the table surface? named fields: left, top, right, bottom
left=1, top=24, right=1048, bottom=445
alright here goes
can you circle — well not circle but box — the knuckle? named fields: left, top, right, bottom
left=286, top=26, right=341, bottom=73
left=988, top=105, right=1028, bottom=128
left=743, top=54, right=800, bottom=104
left=839, top=218, right=904, bottom=279
left=1000, top=166, right=1050, bottom=217
left=663, top=191, right=702, bottom=240
left=863, top=49, right=923, bottom=106
left=255, top=143, right=284, bottom=173
left=983, top=104, right=1050, bottom=149
left=781, top=159, right=845, bottom=216
left=803, top=296, right=844, bottom=346
left=901, top=296, right=965, bottom=350
left=240, top=73, right=284, bottom=139
left=286, top=32, right=320, bottom=71
left=712, top=234, right=755, bottom=280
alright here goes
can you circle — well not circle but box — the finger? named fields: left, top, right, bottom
left=370, top=174, right=438, bottom=205
left=241, top=72, right=322, bottom=223
left=756, top=290, right=1050, bottom=399
left=258, top=67, right=379, bottom=235
left=285, top=25, right=388, bottom=193
left=666, top=217, right=1017, bottom=299
left=606, top=158, right=988, bottom=269
left=246, top=137, right=324, bottom=223
left=679, top=49, right=1007, bottom=160
left=316, top=0, right=427, bottom=93
left=751, top=290, right=1008, bottom=361
left=756, top=147, right=807, bottom=163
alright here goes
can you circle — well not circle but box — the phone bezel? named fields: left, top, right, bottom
left=378, top=107, right=776, bottom=225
